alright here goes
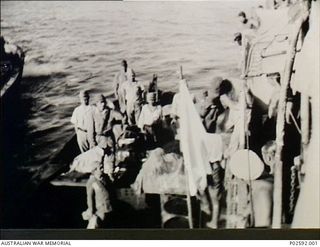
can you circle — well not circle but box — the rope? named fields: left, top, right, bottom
left=244, top=103, right=255, bottom=227
left=289, top=111, right=302, bottom=135
left=289, top=166, right=297, bottom=214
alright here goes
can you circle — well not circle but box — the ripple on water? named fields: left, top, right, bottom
left=1, top=0, right=255, bottom=168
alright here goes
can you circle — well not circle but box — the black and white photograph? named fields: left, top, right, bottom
left=0, top=0, right=319, bottom=237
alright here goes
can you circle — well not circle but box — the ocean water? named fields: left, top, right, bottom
left=1, top=1, right=257, bottom=170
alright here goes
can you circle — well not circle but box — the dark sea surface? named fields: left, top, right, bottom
left=1, top=1, right=257, bottom=170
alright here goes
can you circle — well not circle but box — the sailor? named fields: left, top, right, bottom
left=113, top=60, right=133, bottom=114
left=156, top=104, right=176, bottom=146
left=234, top=12, right=251, bottom=71
left=233, top=32, right=243, bottom=46
left=71, top=90, right=93, bottom=153
left=200, top=77, right=226, bottom=134
left=69, top=130, right=115, bottom=177
left=82, top=165, right=113, bottom=229
left=235, top=11, right=260, bottom=48
left=122, top=70, right=144, bottom=125
left=238, top=11, right=250, bottom=29
left=80, top=136, right=115, bottom=229
left=199, top=77, right=232, bottom=228
left=147, top=74, right=158, bottom=93
left=87, top=94, right=117, bottom=149
left=138, top=92, right=162, bottom=147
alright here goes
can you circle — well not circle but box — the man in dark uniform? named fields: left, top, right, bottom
left=81, top=134, right=115, bottom=229
left=87, top=94, right=118, bottom=149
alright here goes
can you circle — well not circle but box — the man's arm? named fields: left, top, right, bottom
left=86, top=177, right=96, bottom=215
left=137, top=106, right=145, bottom=130
left=220, top=94, right=239, bottom=110
left=71, top=107, right=77, bottom=125
left=113, top=73, right=119, bottom=98
left=104, top=154, right=115, bottom=182
left=87, top=110, right=97, bottom=148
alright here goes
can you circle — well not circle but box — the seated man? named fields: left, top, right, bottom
left=69, top=135, right=116, bottom=228
left=69, top=132, right=115, bottom=179
left=114, top=125, right=145, bottom=183
left=82, top=164, right=113, bottom=229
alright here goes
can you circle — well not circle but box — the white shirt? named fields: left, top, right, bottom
left=71, top=105, right=92, bottom=130
left=70, top=146, right=114, bottom=175
left=138, top=104, right=162, bottom=130
left=114, top=67, right=133, bottom=93
left=123, top=80, right=144, bottom=104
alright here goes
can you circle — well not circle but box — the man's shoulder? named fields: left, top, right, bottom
left=84, top=146, right=103, bottom=158
left=74, top=104, right=93, bottom=112
left=122, top=81, right=130, bottom=88
left=88, top=105, right=98, bottom=115
left=141, top=104, right=149, bottom=110
left=86, top=105, right=96, bottom=113
left=71, top=106, right=82, bottom=120
left=73, top=105, right=82, bottom=112
left=111, top=109, right=123, bottom=119
left=136, top=81, right=145, bottom=90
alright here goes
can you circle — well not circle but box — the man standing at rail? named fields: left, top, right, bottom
left=113, top=60, right=133, bottom=114
left=87, top=94, right=117, bottom=149
left=71, top=90, right=93, bottom=153
left=123, top=70, right=144, bottom=125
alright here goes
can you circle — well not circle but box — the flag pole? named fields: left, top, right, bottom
left=179, top=65, right=193, bottom=229
left=185, top=167, right=194, bottom=229
left=179, top=66, right=184, bottom=80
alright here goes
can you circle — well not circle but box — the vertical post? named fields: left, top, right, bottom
left=185, top=168, right=194, bottom=229
left=154, top=74, right=159, bottom=102
left=179, top=65, right=193, bottom=229
left=272, top=16, right=307, bottom=228
left=179, top=66, right=184, bottom=80
left=301, top=94, right=310, bottom=155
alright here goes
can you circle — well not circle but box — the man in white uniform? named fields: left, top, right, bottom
left=113, top=60, right=133, bottom=113
left=123, top=70, right=144, bottom=125
left=138, top=92, right=162, bottom=147
left=71, top=90, right=92, bottom=153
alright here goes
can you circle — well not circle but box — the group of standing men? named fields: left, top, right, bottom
left=69, top=55, right=243, bottom=229
left=69, top=60, right=165, bottom=228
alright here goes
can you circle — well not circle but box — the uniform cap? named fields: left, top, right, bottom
left=97, top=94, right=106, bottom=103
left=79, top=90, right=89, bottom=98
left=147, top=92, right=156, bottom=102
